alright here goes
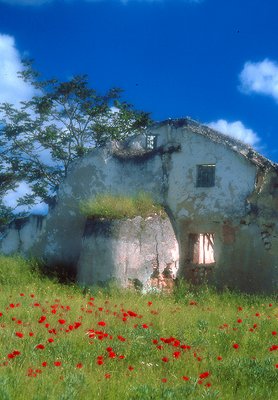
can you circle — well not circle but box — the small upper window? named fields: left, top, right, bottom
left=146, top=134, right=157, bottom=150
left=196, top=164, right=215, bottom=187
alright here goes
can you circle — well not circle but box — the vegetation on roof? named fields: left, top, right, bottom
left=79, top=192, right=166, bottom=220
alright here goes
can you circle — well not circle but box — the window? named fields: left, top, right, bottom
left=146, top=134, right=157, bottom=150
left=189, top=233, right=215, bottom=264
left=196, top=164, right=215, bottom=187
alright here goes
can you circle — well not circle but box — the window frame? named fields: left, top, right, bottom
left=196, top=164, right=216, bottom=188
left=146, top=134, right=158, bottom=150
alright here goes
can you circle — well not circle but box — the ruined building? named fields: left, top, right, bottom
left=1, top=118, right=278, bottom=293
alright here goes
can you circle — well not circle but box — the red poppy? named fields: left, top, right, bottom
left=36, top=344, right=45, bottom=350
left=54, top=361, right=61, bottom=366
left=128, top=365, right=134, bottom=371
left=173, top=351, right=181, bottom=358
left=217, top=356, right=223, bottom=361
left=105, top=373, right=111, bottom=379
left=42, top=362, right=47, bottom=367
left=48, top=338, right=54, bottom=343
left=233, top=343, right=239, bottom=349
left=58, top=319, right=66, bottom=325
left=142, top=324, right=149, bottom=329
left=162, top=357, right=169, bottom=363
left=199, top=372, right=210, bottom=379
left=237, top=319, right=242, bottom=323
left=15, top=332, right=23, bottom=338
left=182, top=376, right=189, bottom=381
left=161, top=378, right=167, bottom=383
left=272, top=331, right=277, bottom=336
left=98, top=321, right=106, bottom=326
left=76, top=363, right=83, bottom=369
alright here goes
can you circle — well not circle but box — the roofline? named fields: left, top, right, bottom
left=151, top=118, right=278, bottom=171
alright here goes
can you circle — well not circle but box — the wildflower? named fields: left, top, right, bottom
left=173, top=351, right=181, bottom=358
left=162, top=357, right=169, bottom=363
left=105, top=373, right=111, bottom=379
left=272, top=331, right=277, bottom=336
left=117, top=335, right=126, bottom=342
left=42, top=362, right=47, bottom=367
left=118, top=355, right=125, bottom=359
left=54, top=361, right=61, bottom=367
left=76, top=363, right=83, bottom=369
left=217, top=356, right=223, bottom=361
left=148, top=301, right=152, bottom=306
left=128, top=365, right=134, bottom=371
left=237, top=319, right=242, bottom=323
left=233, top=343, right=239, bottom=349
left=36, top=344, right=45, bottom=350
left=205, top=382, right=212, bottom=388
left=98, top=321, right=106, bottom=326
left=58, top=319, right=66, bottom=325
left=47, top=338, right=54, bottom=343
left=15, top=332, right=24, bottom=338
left=182, top=376, right=189, bottom=381
left=199, top=371, right=210, bottom=379
left=161, top=378, right=167, bottom=383
left=38, top=316, right=46, bottom=323
left=142, top=324, right=149, bottom=329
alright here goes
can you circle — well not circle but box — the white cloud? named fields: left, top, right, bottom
left=239, top=59, right=278, bottom=102
left=0, top=34, right=35, bottom=106
left=207, top=119, right=260, bottom=147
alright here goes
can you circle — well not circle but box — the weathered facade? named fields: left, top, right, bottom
left=1, top=118, right=278, bottom=293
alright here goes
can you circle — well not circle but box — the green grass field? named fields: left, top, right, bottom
left=0, top=255, right=277, bottom=399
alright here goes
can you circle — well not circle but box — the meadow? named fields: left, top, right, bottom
left=0, top=255, right=277, bottom=400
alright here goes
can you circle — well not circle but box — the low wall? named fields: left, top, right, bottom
left=0, top=215, right=46, bottom=255
left=77, top=215, right=179, bottom=291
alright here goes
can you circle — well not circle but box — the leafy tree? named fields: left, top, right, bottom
left=0, top=61, right=151, bottom=224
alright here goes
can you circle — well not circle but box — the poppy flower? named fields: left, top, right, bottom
left=182, top=376, right=189, bottom=381
left=54, top=361, right=61, bottom=367
left=42, top=362, right=47, bottom=367
left=272, top=331, right=277, bottom=336
left=162, top=357, right=169, bottom=363
left=105, top=373, right=111, bottom=379
left=233, top=343, right=239, bottom=349
left=58, top=319, right=66, bottom=325
left=36, top=344, right=45, bottom=350
left=128, top=366, right=134, bottom=371
left=199, top=371, right=210, bottom=379
left=98, top=321, right=106, bottom=326
left=15, top=332, right=23, bottom=338
left=161, top=378, right=167, bottom=383
left=217, top=356, right=223, bottom=361
left=76, top=363, right=83, bottom=369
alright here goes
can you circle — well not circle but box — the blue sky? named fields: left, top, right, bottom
left=0, top=0, right=278, bottom=165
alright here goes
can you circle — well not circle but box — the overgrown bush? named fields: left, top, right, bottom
left=80, top=192, right=165, bottom=219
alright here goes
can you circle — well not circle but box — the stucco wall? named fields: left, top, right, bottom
left=77, top=215, right=179, bottom=290
left=3, top=120, right=276, bottom=293
left=0, top=216, right=45, bottom=255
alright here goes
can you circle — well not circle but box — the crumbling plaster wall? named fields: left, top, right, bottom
left=1, top=120, right=277, bottom=292
left=0, top=216, right=45, bottom=255
left=77, top=215, right=179, bottom=290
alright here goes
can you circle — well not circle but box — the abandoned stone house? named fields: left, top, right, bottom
left=1, top=118, right=278, bottom=293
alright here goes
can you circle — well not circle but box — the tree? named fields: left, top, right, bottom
left=0, top=61, right=151, bottom=224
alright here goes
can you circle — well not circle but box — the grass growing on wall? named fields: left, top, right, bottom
left=0, top=255, right=277, bottom=400
left=80, top=192, right=165, bottom=219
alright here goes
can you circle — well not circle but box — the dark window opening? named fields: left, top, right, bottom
left=189, top=233, right=215, bottom=265
left=196, top=164, right=215, bottom=187
left=146, top=134, right=157, bottom=150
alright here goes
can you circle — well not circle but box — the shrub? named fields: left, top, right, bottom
left=80, top=192, right=165, bottom=220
